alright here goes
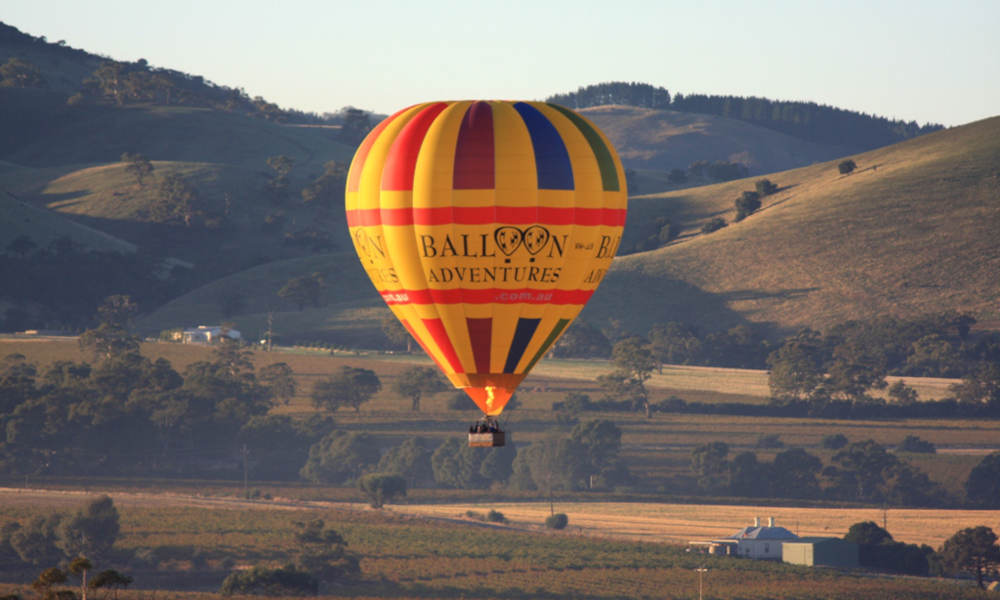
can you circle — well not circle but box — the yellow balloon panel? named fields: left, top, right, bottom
left=346, top=100, right=627, bottom=415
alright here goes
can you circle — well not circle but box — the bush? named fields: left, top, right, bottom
left=486, top=510, right=506, bottom=523
left=755, top=178, right=778, bottom=196
left=701, top=217, right=727, bottom=234
left=220, top=565, right=317, bottom=596
left=898, top=435, right=936, bottom=454
left=838, top=159, right=857, bottom=174
left=545, top=513, right=568, bottom=530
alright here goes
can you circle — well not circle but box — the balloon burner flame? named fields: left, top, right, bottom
left=485, top=386, right=495, bottom=410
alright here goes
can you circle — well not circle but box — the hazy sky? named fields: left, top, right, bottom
left=5, top=0, right=998, bottom=126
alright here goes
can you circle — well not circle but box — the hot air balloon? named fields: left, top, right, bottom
left=345, top=100, right=627, bottom=446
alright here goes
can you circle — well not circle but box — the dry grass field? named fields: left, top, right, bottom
left=390, top=501, right=1000, bottom=549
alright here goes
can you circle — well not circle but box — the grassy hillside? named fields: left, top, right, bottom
left=581, top=116, right=1000, bottom=336
left=581, top=105, right=848, bottom=177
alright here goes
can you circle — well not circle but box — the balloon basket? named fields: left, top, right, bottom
left=468, top=431, right=505, bottom=447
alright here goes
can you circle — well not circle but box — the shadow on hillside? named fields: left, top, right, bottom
left=722, top=287, right=818, bottom=302
left=586, top=268, right=758, bottom=335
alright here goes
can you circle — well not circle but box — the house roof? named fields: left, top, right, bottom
left=725, top=526, right=799, bottom=541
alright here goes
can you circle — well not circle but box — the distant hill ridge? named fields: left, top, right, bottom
left=547, top=81, right=944, bottom=152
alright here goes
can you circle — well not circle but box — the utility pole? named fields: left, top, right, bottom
left=266, top=312, right=273, bottom=352
left=241, top=444, right=250, bottom=498
left=695, top=567, right=708, bottom=600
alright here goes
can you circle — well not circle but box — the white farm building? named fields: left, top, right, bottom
left=181, top=325, right=242, bottom=344
left=690, top=517, right=799, bottom=560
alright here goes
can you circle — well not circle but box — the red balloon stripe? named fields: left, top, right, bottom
left=379, top=288, right=594, bottom=305
left=345, top=206, right=626, bottom=227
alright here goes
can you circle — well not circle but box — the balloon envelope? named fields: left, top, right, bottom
left=345, top=101, right=627, bottom=415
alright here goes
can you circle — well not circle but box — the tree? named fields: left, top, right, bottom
left=380, top=315, right=412, bottom=351
left=431, top=438, right=488, bottom=489
left=965, top=452, right=1000, bottom=507
left=939, top=526, right=1000, bottom=589
left=301, top=160, right=347, bottom=206
left=838, top=159, right=857, bottom=175
left=311, top=366, right=381, bottom=412
left=89, top=569, right=133, bottom=600
left=265, top=155, right=295, bottom=203
left=58, top=496, right=120, bottom=562
left=376, top=437, right=435, bottom=487
left=150, top=173, right=201, bottom=226
left=690, top=442, right=730, bottom=493
left=734, top=190, right=761, bottom=221
left=392, top=366, right=447, bottom=411
left=300, top=431, right=380, bottom=484
left=120, top=152, right=153, bottom=188
left=291, top=519, right=360, bottom=583
left=277, top=273, right=323, bottom=310
left=68, top=556, right=92, bottom=600
left=767, top=330, right=824, bottom=399
left=603, top=336, right=656, bottom=416
left=78, top=295, right=141, bottom=361
left=771, top=448, right=822, bottom=498
left=339, top=108, right=373, bottom=146
left=258, top=362, right=296, bottom=405
left=887, top=380, right=919, bottom=405
left=0, top=57, right=46, bottom=88
left=570, top=419, right=627, bottom=488
left=32, top=567, right=67, bottom=599
left=358, top=473, right=407, bottom=508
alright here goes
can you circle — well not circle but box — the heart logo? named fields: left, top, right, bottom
left=522, top=225, right=550, bottom=255
left=494, top=227, right=523, bottom=256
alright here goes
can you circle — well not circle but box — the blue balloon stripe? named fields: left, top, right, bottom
left=513, top=102, right=574, bottom=190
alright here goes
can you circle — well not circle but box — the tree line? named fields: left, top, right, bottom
left=546, top=81, right=943, bottom=151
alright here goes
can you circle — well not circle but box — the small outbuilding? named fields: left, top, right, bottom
left=783, top=537, right=859, bottom=568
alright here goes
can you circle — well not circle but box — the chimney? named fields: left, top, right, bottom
left=754, top=516, right=760, bottom=527
left=768, top=517, right=775, bottom=527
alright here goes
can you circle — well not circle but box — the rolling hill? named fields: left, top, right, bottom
left=579, top=105, right=849, bottom=176
left=582, top=115, right=1000, bottom=336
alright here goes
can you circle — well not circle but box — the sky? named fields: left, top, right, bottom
left=4, top=0, right=998, bottom=127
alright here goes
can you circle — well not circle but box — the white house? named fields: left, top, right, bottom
left=181, top=325, right=242, bottom=344
left=690, top=517, right=799, bottom=560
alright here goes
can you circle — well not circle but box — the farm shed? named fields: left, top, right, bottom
left=783, top=537, right=859, bottom=568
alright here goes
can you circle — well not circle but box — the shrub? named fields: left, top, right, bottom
left=838, top=159, right=857, bottom=174
left=486, top=510, right=506, bottom=523
left=898, top=435, right=936, bottom=454
left=545, top=513, right=568, bottom=530
left=755, top=178, right=778, bottom=196
left=701, top=217, right=727, bottom=234
left=220, top=565, right=317, bottom=596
